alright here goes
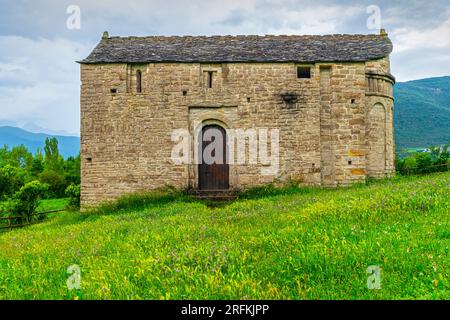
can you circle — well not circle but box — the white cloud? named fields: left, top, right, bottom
left=265, top=5, right=364, bottom=35
left=392, top=19, right=450, bottom=53
left=0, top=36, right=92, bottom=135
left=387, top=8, right=450, bottom=81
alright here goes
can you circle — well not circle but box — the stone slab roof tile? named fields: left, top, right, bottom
left=80, top=34, right=393, bottom=64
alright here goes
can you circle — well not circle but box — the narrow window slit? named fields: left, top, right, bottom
left=207, top=71, right=213, bottom=89
left=136, top=70, right=142, bottom=93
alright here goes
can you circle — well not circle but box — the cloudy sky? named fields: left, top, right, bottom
left=0, top=0, right=449, bottom=135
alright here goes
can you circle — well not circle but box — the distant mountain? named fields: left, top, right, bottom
left=394, top=76, right=450, bottom=150
left=21, top=122, right=76, bottom=136
left=0, top=126, right=79, bottom=158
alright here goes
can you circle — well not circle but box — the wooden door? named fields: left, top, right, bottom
left=198, top=125, right=229, bottom=190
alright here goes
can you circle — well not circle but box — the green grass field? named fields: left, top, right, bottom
left=36, top=199, right=68, bottom=212
left=0, top=198, right=67, bottom=215
left=0, top=173, right=448, bottom=300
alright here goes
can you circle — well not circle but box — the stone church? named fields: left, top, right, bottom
left=79, top=31, right=395, bottom=207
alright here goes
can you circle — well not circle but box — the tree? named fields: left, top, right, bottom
left=31, top=148, right=45, bottom=178
left=0, top=145, right=10, bottom=167
left=39, top=170, right=67, bottom=198
left=44, top=137, right=63, bottom=172
left=10, top=145, right=33, bottom=170
left=0, top=165, right=26, bottom=199
left=0, top=140, right=82, bottom=201
left=8, top=181, right=48, bottom=223
left=64, top=155, right=81, bottom=185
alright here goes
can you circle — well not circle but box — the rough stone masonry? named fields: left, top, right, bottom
left=79, top=31, right=395, bottom=208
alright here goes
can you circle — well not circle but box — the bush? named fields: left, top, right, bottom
left=39, top=170, right=67, bottom=198
left=430, top=145, right=449, bottom=172
left=395, top=157, right=416, bottom=175
left=65, top=184, right=81, bottom=209
left=415, top=153, right=433, bottom=174
left=396, top=144, right=449, bottom=175
left=8, top=181, right=49, bottom=224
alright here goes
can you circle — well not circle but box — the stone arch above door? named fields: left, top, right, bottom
left=188, top=106, right=239, bottom=189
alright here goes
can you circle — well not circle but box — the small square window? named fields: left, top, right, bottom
left=297, top=67, right=311, bottom=79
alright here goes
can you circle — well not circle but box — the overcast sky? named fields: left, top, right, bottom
left=0, top=0, right=449, bottom=135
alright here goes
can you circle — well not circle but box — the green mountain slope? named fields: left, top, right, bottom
left=394, top=76, right=450, bottom=150
left=0, top=126, right=79, bottom=158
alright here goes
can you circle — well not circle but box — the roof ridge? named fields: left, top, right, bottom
left=106, top=34, right=384, bottom=40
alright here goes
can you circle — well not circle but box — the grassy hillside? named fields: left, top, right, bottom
left=394, top=76, right=450, bottom=150
left=0, top=173, right=448, bottom=300
left=0, top=126, right=79, bottom=158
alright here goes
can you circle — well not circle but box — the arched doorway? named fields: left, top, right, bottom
left=198, top=125, right=229, bottom=190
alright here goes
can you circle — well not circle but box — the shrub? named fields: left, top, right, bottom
left=396, top=144, right=449, bottom=175
left=415, top=153, right=433, bottom=174
left=8, top=181, right=49, bottom=224
left=65, top=184, right=81, bottom=209
left=39, top=170, right=67, bottom=198
left=430, top=145, right=449, bottom=172
left=396, top=157, right=417, bottom=175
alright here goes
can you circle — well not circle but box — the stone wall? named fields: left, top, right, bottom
left=365, top=57, right=396, bottom=178
left=80, top=58, right=394, bottom=207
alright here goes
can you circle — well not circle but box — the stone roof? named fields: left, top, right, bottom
left=80, top=34, right=393, bottom=64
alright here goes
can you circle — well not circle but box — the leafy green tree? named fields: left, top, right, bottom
left=0, top=145, right=10, bottom=167
left=0, top=139, right=81, bottom=201
left=31, top=149, right=45, bottom=178
left=44, top=137, right=63, bottom=172
left=8, top=181, right=48, bottom=223
left=0, top=165, right=26, bottom=199
left=10, top=145, right=33, bottom=171
left=64, top=155, right=81, bottom=185
left=39, top=170, right=67, bottom=198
